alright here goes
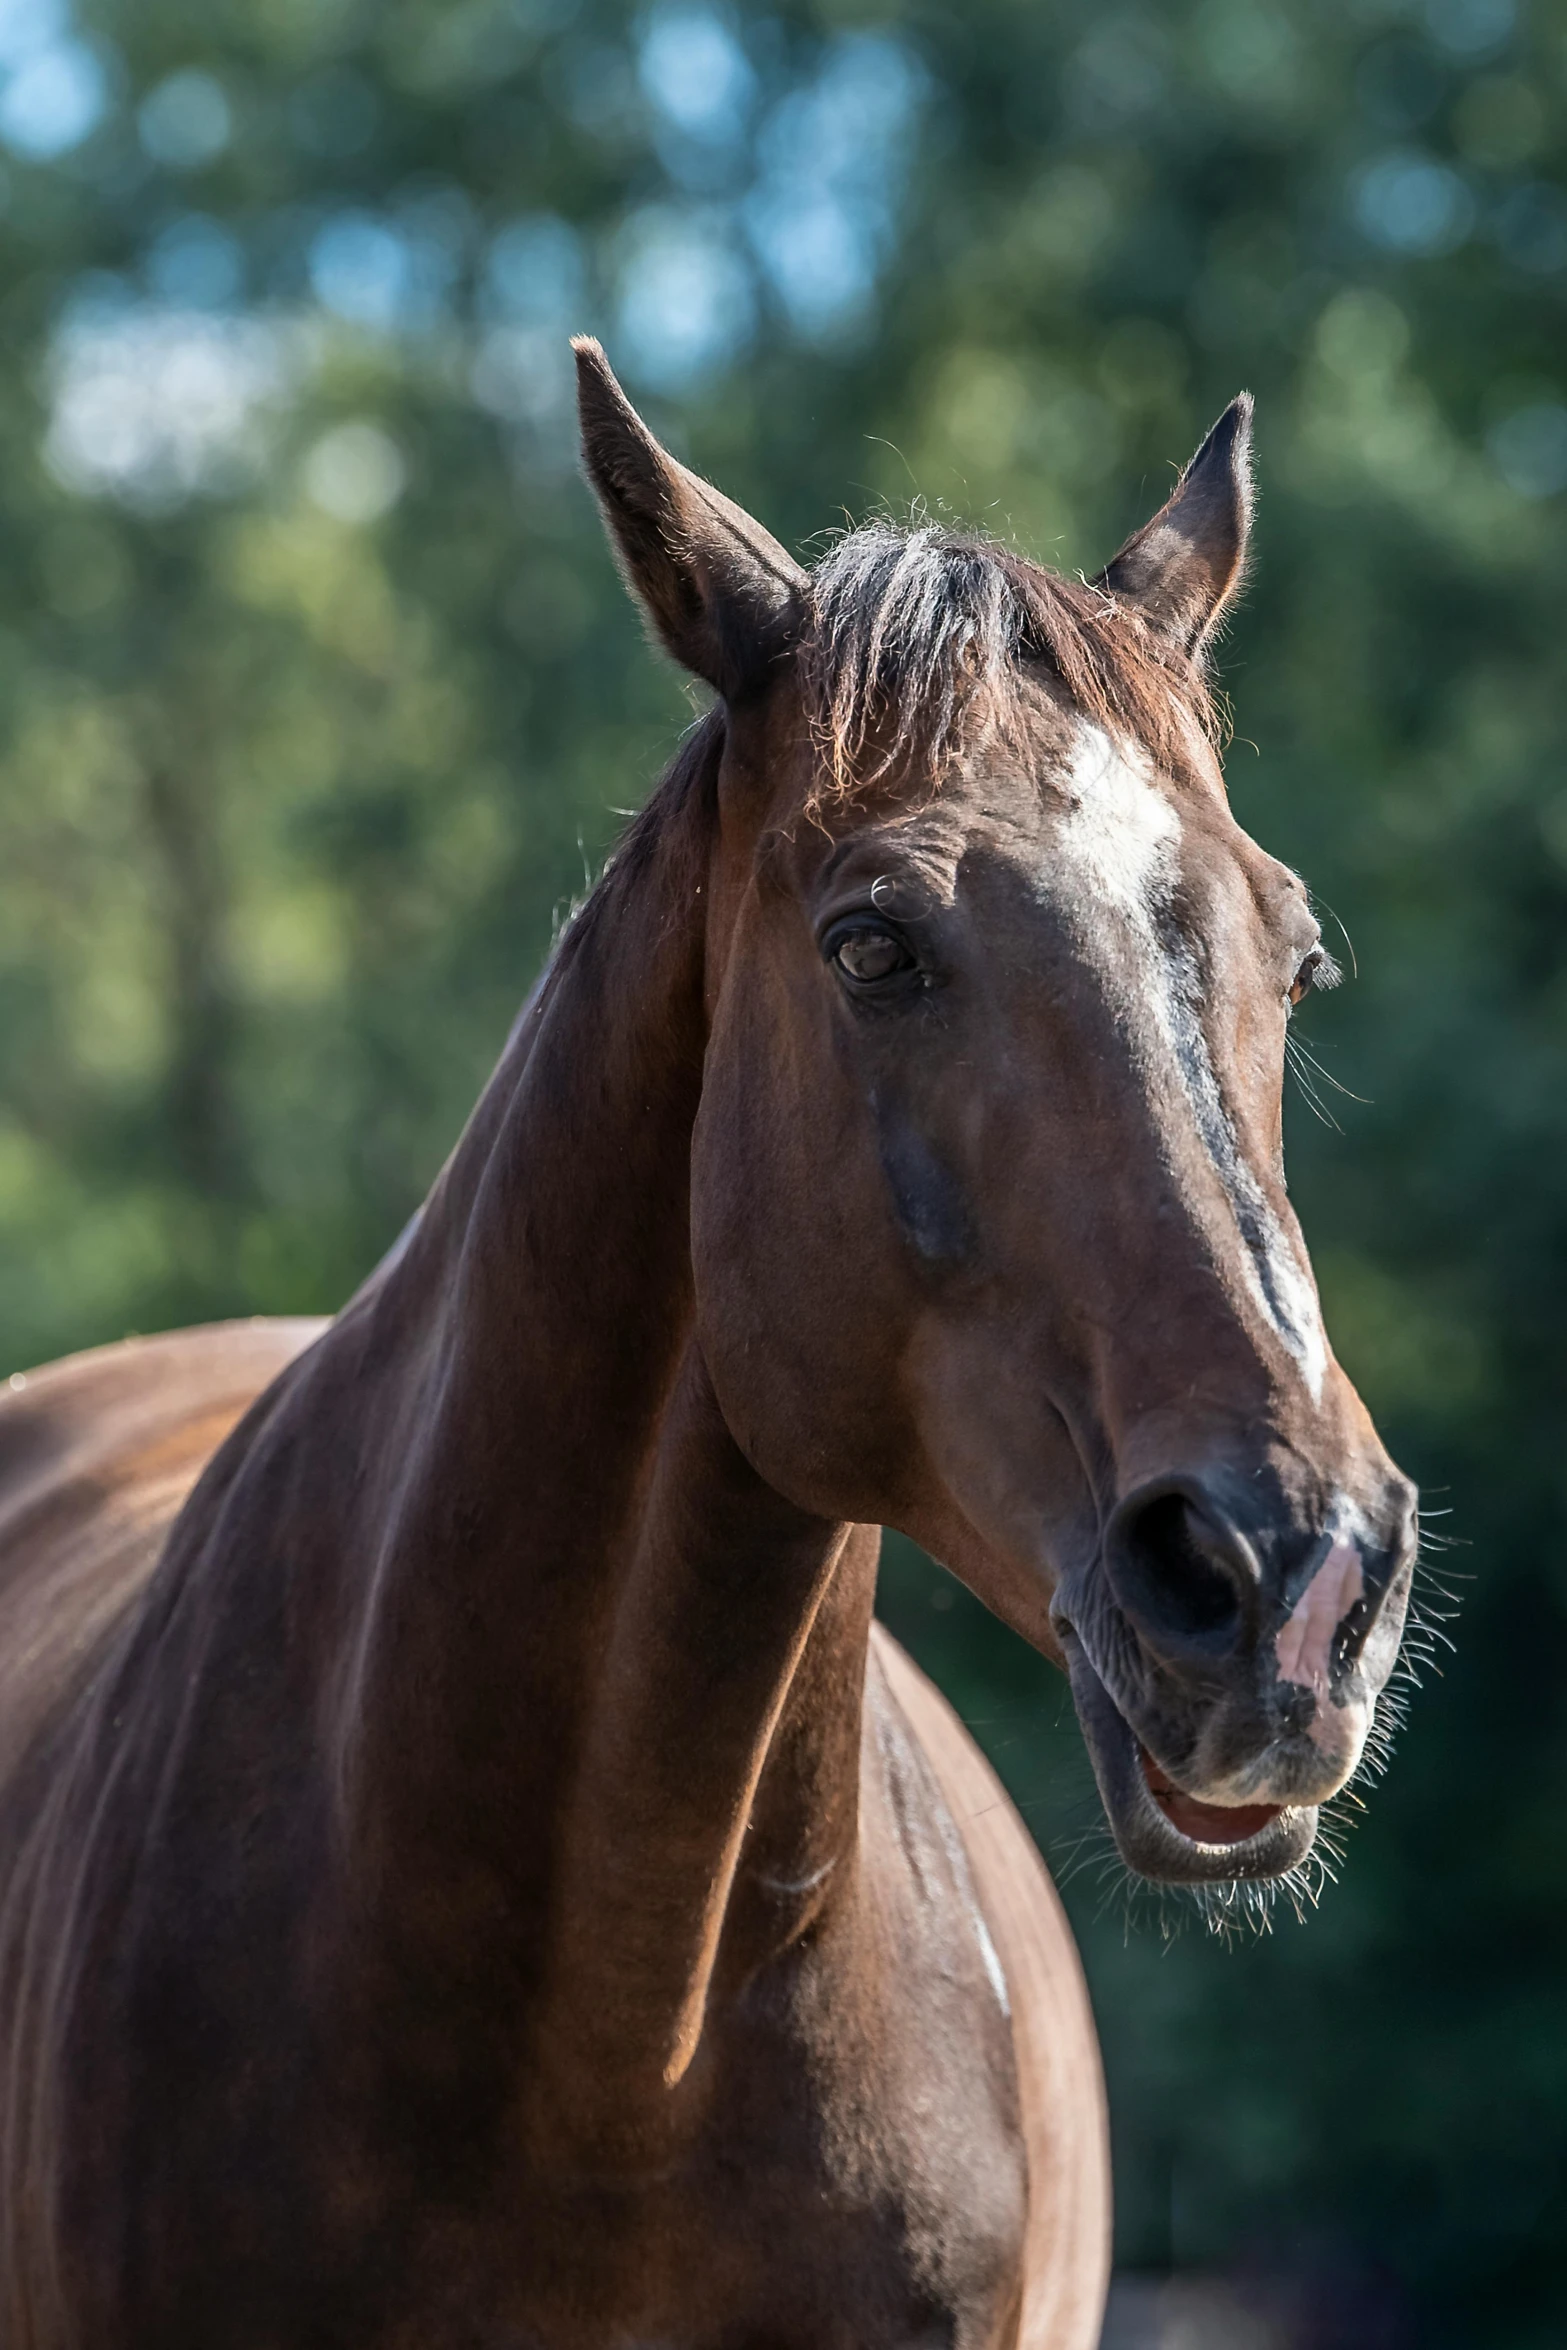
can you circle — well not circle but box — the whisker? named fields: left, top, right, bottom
left=1287, top=1034, right=1372, bottom=1105
left=1284, top=1036, right=1342, bottom=1132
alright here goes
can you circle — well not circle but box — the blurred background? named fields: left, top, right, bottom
left=0, top=0, right=1561, bottom=2339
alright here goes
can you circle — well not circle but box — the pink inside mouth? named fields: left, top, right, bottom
left=1139, top=1747, right=1284, bottom=1846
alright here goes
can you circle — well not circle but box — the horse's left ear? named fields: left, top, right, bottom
left=1096, top=395, right=1253, bottom=658
left=573, top=337, right=807, bottom=700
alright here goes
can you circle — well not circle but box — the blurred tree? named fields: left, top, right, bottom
left=1, top=0, right=1565, bottom=2340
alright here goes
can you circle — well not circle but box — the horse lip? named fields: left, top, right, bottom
left=1061, top=1630, right=1319, bottom=1885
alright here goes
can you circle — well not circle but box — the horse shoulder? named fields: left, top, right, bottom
left=0, top=1319, right=327, bottom=1792
left=869, top=1622, right=1111, bottom=2350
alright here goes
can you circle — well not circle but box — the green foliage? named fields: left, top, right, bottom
left=1, top=0, right=1564, bottom=2336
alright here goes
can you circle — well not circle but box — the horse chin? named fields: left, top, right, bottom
left=1063, top=1636, right=1319, bottom=1886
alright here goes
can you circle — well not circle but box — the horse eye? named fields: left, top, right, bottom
left=1289, top=945, right=1337, bottom=1007
left=832, top=925, right=914, bottom=985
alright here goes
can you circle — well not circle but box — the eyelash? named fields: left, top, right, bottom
left=1289, top=946, right=1342, bottom=1008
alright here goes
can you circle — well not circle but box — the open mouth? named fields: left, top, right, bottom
left=1138, top=1749, right=1284, bottom=1846
left=1064, top=1632, right=1318, bottom=1884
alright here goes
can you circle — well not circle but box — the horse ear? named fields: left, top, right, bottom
left=573, top=337, right=807, bottom=699
left=1096, top=395, right=1254, bottom=658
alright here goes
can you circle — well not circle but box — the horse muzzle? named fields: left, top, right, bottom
left=1053, top=1471, right=1417, bottom=1884
left=1061, top=1632, right=1326, bottom=1883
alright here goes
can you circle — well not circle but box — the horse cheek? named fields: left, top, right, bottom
left=688, top=1003, right=916, bottom=1523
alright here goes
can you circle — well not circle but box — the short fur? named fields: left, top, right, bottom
left=0, top=351, right=1416, bottom=2350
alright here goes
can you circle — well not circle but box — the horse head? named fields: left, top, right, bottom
left=577, top=338, right=1417, bottom=1890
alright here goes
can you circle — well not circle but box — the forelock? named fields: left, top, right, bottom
left=799, top=520, right=1218, bottom=809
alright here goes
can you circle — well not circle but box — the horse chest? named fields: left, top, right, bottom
left=383, top=1956, right=1028, bottom=2350
left=446, top=1889, right=1029, bottom=2350
left=29, top=1870, right=1025, bottom=2349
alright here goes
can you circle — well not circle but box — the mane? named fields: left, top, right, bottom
left=798, top=520, right=1219, bottom=807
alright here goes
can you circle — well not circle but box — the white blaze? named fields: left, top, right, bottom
left=1055, top=721, right=1182, bottom=918
left=1051, top=725, right=1328, bottom=1403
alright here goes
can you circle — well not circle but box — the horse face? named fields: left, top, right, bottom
left=576, top=341, right=1417, bottom=1888
left=691, top=672, right=1413, bottom=1885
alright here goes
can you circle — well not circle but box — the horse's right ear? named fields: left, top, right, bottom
left=573, top=338, right=807, bottom=700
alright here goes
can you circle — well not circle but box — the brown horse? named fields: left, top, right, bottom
left=0, top=343, right=1416, bottom=2348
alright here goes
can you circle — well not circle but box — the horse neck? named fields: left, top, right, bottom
left=332, top=723, right=871, bottom=2149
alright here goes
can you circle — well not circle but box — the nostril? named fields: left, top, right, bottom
left=1108, top=1489, right=1252, bottom=1656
